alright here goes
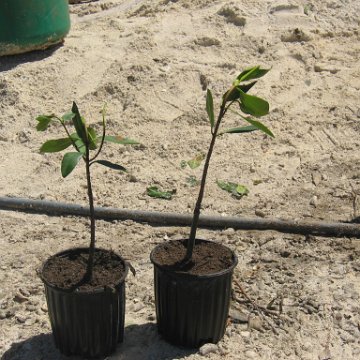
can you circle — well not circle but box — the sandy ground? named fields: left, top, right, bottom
left=1, top=0, right=360, bottom=359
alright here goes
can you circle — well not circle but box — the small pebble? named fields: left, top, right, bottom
left=16, top=314, right=28, bottom=323
left=0, top=311, right=7, bottom=320
left=13, top=292, right=29, bottom=304
left=199, top=74, right=209, bottom=91
left=128, top=174, right=138, bottom=183
left=29, top=287, right=42, bottom=295
left=25, top=317, right=37, bottom=326
left=311, top=172, right=321, bottom=186
left=26, top=304, right=37, bottom=312
left=224, top=227, right=235, bottom=235
left=133, top=303, right=145, bottom=312
left=244, top=350, right=258, bottom=359
left=255, top=209, right=266, bottom=218
left=248, top=315, right=263, bottom=331
left=240, top=331, right=251, bottom=338
left=229, top=309, right=249, bottom=323
left=314, top=63, right=339, bottom=74
left=199, top=343, right=218, bottom=356
left=19, top=288, right=30, bottom=297
left=194, top=37, right=221, bottom=47
left=310, top=195, right=318, bottom=207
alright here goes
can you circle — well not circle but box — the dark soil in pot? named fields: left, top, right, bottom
left=151, top=239, right=235, bottom=274
left=41, top=248, right=126, bottom=291
left=150, top=239, right=237, bottom=348
left=40, top=248, right=128, bottom=358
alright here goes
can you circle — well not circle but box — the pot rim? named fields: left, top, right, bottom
left=150, top=239, right=238, bottom=279
left=40, top=247, right=129, bottom=294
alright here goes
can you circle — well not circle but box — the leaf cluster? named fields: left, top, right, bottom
left=36, top=102, right=138, bottom=177
left=206, top=65, right=274, bottom=137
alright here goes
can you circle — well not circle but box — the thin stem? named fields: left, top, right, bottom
left=90, top=107, right=106, bottom=162
left=184, top=102, right=227, bottom=262
left=55, top=116, right=81, bottom=153
left=84, top=145, right=96, bottom=281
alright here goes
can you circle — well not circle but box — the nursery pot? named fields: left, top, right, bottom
left=40, top=248, right=128, bottom=358
left=0, top=0, right=70, bottom=56
left=150, top=239, right=238, bottom=348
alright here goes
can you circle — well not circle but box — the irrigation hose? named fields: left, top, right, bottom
left=1, top=196, right=360, bottom=238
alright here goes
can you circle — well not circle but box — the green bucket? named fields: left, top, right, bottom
left=0, top=0, right=70, bottom=56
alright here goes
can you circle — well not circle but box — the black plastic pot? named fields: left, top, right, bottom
left=150, top=239, right=238, bottom=348
left=40, top=248, right=128, bottom=358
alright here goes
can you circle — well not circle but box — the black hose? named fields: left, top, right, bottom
left=0, top=196, right=360, bottom=238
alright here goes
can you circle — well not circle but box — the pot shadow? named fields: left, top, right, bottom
left=0, top=42, right=64, bottom=72
left=1, top=323, right=197, bottom=360
left=1, top=333, right=69, bottom=360
left=116, top=322, right=197, bottom=359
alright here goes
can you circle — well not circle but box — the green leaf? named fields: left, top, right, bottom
left=69, top=133, right=86, bottom=153
left=36, top=115, right=53, bottom=131
left=236, top=184, right=249, bottom=197
left=61, top=152, right=83, bottom=178
left=206, top=89, right=215, bottom=130
left=238, top=90, right=269, bottom=117
left=147, top=186, right=175, bottom=200
left=71, top=102, right=88, bottom=144
left=87, top=127, right=98, bottom=150
left=242, top=117, right=274, bottom=137
left=216, top=180, right=235, bottom=193
left=93, top=160, right=126, bottom=172
left=102, top=135, right=139, bottom=145
left=219, top=125, right=258, bottom=135
left=96, top=104, right=107, bottom=151
left=223, top=81, right=257, bottom=102
left=40, top=138, right=73, bottom=153
left=187, top=153, right=205, bottom=169
left=239, top=81, right=257, bottom=93
left=236, top=66, right=270, bottom=83
left=75, top=139, right=86, bottom=154
left=216, top=180, right=249, bottom=198
left=61, top=112, right=75, bottom=122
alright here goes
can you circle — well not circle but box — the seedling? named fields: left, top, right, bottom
left=184, top=66, right=274, bottom=262
left=36, top=102, right=138, bottom=282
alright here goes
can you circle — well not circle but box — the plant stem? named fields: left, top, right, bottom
left=85, top=147, right=96, bottom=281
left=185, top=102, right=227, bottom=262
left=90, top=107, right=106, bottom=162
left=57, top=117, right=81, bottom=153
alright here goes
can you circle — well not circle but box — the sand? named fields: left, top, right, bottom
left=0, top=0, right=360, bottom=358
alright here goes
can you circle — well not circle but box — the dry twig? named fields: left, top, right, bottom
left=233, top=278, right=281, bottom=335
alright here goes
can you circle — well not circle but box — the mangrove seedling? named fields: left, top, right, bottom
left=184, top=66, right=274, bottom=262
left=36, top=102, right=138, bottom=282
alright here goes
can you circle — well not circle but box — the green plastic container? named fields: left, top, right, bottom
left=0, top=0, right=70, bottom=56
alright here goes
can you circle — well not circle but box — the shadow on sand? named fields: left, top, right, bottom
left=1, top=322, right=197, bottom=360
left=0, top=43, right=64, bottom=73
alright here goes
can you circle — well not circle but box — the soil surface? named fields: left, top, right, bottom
left=151, top=239, right=235, bottom=275
left=1, top=0, right=360, bottom=359
left=41, top=248, right=126, bottom=291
